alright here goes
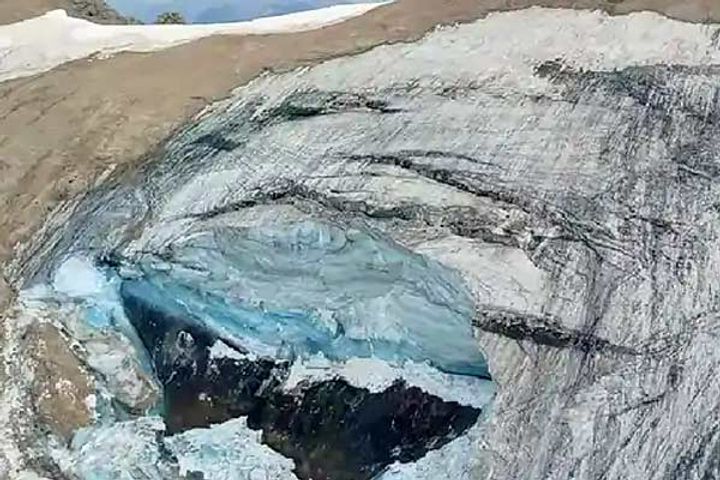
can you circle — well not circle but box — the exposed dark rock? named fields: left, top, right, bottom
left=120, top=280, right=288, bottom=434
left=120, top=279, right=481, bottom=479
left=248, top=380, right=480, bottom=480
left=473, top=306, right=639, bottom=355
left=191, top=132, right=242, bottom=152
left=68, top=0, right=130, bottom=24
left=264, top=90, right=403, bottom=123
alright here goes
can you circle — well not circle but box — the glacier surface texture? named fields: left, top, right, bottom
left=10, top=6, right=720, bottom=480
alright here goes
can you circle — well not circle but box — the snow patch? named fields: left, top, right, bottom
left=0, top=3, right=387, bottom=82
left=167, top=418, right=298, bottom=480
left=285, top=355, right=494, bottom=409
left=83, top=394, right=97, bottom=414
left=52, top=256, right=107, bottom=299
left=209, top=339, right=251, bottom=361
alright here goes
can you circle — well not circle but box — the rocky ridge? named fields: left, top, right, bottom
left=0, top=0, right=127, bottom=25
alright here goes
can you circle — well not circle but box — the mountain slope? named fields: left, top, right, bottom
left=5, top=1, right=720, bottom=478
left=0, top=0, right=127, bottom=24
left=13, top=6, right=720, bottom=479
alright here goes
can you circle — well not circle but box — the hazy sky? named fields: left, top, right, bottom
left=106, top=0, right=380, bottom=23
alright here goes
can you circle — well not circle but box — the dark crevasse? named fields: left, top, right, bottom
left=121, top=280, right=481, bottom=480
left=40, top=218, right=495, bottom=478
left=247, top=381, right=480, bottom=480
left=120, top=281, right=288, bottom=432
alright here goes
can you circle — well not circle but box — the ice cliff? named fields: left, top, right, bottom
left=8, top=5, right=720, bottom=480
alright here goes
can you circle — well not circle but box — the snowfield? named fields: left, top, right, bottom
left=0, top=3, right=386, bottom=82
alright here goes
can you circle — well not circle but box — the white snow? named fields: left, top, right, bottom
left=0, top=3, right=386, bottom=82
left=52, top=256, right=106, bottom=299
left=49, top=255, right=125, bottom=329
left=167, top=418, right=298, bottom=480
left=239, top=7, right=720, bottom=104
left=209, top=339, right=251, bottom=361
left=285, top=354, right=494, bottom=409
left=83, top=394, right=97, bottom=413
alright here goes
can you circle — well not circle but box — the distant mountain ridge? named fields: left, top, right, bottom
left=107, top=0, right=381, bottom=24
left=69, top=0, right=129, bottom=22
left=0, top=0, right=128, bottom=24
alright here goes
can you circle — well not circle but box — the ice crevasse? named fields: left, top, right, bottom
left=36, top=218, right=494, bottom=480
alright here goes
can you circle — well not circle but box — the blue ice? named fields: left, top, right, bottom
left=122, top=221, right=489, bottom=378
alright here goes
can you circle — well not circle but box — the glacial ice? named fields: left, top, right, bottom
left=59, top=416, right=298, bottom=480
left=51, top=255, right=125, bottom=330
left=121, top=220, right=489, bottom=378
left=58, top=417, right=179, bottom=479
left=167, top=418, right=298, bottom=480
left=378, top=420, right=488, bottom=480
left=53, top=256, right=106, bottom=299
left=58, top=412, right=485, bottom=480
left=37, top=218, right=492, bottom=479
left=13, top=3, right=720, bottom=478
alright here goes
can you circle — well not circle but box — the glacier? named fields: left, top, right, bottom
left=28, top=216, right=493, bottom=479
left=57, top=412, right=490, bottom=480
left=11, top=4, right=720, bottom=480
left=115, top=219, right=488, bottom=377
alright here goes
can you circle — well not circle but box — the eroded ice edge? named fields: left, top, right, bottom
left=23, top=220, right=494, bottom=480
